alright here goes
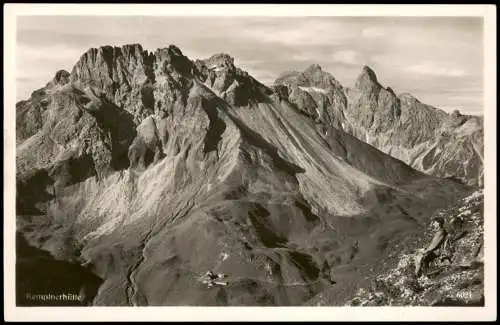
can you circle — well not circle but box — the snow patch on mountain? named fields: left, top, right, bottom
left=299, top=86, right=328, bottom=94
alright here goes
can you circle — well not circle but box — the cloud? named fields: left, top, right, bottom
left=406, top=61, right=468, bottom=77
left=361, top=27, right=386, bottom=38
left=368, top=54, right=391, bottom=65
left=291, top=53, right=314, bottom=62
left=332, top=50, right=363, bottom=65
left=17, top=42, right=83, bottom=65
left=234, top=58, right=262, bottom=68
left=239, top=19, right=358, bottom=47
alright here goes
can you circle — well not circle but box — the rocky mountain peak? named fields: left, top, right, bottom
left=399, top=93, right=421, bottom=104
left=361, top=65, right=377, bottom=78
left=70, top=44, right=150, bottom=82
left=121, top=43, right=145, bottom=55
left=385, top=86, right=396, bottom=95
left=153, top=45, right=194, bottom=78
left=273, top=71, right=300, bottom=86
left=77, top=44, right=145, bottom=67
left=154, top=45, right=185, bottom=59
left=354, top=65, right=379, bottom=90
left=444, top=109, right=469, bottom=128
left=305, top=63, right=323, bottom=73
left=293, top=64, right=342, bottom=90
left=450, top=109, right=463, bottom=118
left=51, top=70, right=71, bottom=86
left=203, top=53, right=235, bottom=69
left=167, top=44, right=183, bottom=56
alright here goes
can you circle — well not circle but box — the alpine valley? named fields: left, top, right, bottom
left=16, top=44, right=484, bottom=306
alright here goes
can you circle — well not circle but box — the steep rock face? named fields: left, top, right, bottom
left=347, top=66, right=403, bottom=137
left=275, top=65, right=484, bottom=187
left=150, top=45, right=195, bottom=119
left=412, top=112, right=484, bottom=186
left=344, top=190, right=484, bottom=306
left=16, top=76, right=137, bottom=214
left=70, top=44, right=155, bottom=123
left=274, top=64, right=347, bottom=130
left=194, top=53, right=272, bottom=107
left=128, top=116, right=165, bottom=170
left=16, top=43, right=472, bottom=306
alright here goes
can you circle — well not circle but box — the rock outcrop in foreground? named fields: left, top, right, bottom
left=345, top=190, right=484, bottom=306
left=15, top=43, right=482, bottom=306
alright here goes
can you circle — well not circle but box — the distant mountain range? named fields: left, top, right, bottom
left=274, top=63, right=483, bottom=187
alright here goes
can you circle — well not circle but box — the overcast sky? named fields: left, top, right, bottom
left=17, top=16, right=483, bottom=114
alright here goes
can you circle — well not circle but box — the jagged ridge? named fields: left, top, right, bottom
left=274, top=64, right=483, bottom=187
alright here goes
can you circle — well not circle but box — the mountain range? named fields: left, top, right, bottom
left=16, top=44, right=484, bottom=306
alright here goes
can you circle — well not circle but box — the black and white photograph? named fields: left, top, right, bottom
left=3, top=3, right=496, bottom=322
